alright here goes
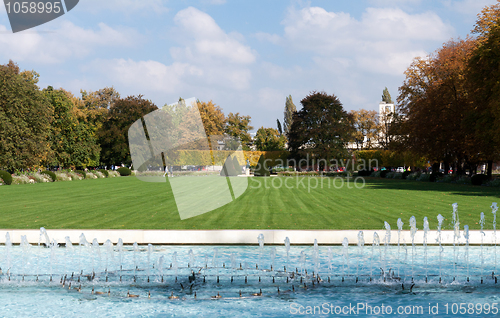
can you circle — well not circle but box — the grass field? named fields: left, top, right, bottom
left=0, top=176, right=498, bottom=230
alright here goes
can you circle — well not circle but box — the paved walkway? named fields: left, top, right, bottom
left=0, top=229, right=496, bottom=245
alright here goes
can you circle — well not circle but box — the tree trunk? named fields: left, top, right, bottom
left=487, top=160, right=493, bottom=180
left=443, top=161, right=449, bottom=175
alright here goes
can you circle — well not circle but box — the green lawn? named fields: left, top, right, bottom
left=0, top=176, right=498, bottom=230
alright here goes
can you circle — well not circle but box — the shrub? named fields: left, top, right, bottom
left=94, top=171, right=105, bottom=178
left=108, top=170, right=120, bottom=177
left=372, top=171, right=381, bottom=178
left=471, top=174, right=489, bottom=186
left=438, top=174, right=456, bottom=183
left=99, top=169, right=109, bottom=177
left=85, top=172, right=97, bottom=179
left=253, top=155, right=270, bottom=177
left=402, top=171, right=411, bottom=180
left=75, top=170, right=86, bottom=179
left=380, top=170, right=388, bottom=178
left=357, top=169, right=373, bottom=177
left=456, top=175, right=472, bottom=185
left=117, top=167, right=132, bottom=176
left=29, top=172, right=51, bottom=183
left=41, top=170, right=56, bottom=182
left=12, top=175, right=33, bottom=184
left=55, top=172, right=71, bottom=181
left=486, top=178, right=500, bottom=187
left=68, top=171, right=83, bottom=180
left=0, top=170, right=13, bottom=185
left=407, top=172, right=420, bottom=181
left=393, top=172, right=403, bottom=179
left=417, top=173, right=431, bottom=182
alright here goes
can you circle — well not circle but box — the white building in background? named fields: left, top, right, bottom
left=348, top=101, right=395, bottom=150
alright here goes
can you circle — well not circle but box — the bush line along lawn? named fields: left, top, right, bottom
left=0, top=176, right=498, bottom=230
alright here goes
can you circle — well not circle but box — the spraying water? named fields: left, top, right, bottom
left=452, top=203, right=460, bottom=279
left=397, top=218, right=403, bottom=277
left=357, top=231, right=364, bottom=277
left=270, top=247, right=276, bottom=272
left=284, top=237, right=290, bottom=265
left=313, top=239, right=319, bottom=275
left=492, top=202, right=498, bottom=274
left=437, top=214, right=445, bottom=278
left=371, top=233, right=380, bottom=278
left=464, top=225, right=470, bottom=280
left=147, top=244, right=153, bottom=278
left=342, top=237, right=349, bottom=277
left=409, top=216, right=417, bottom=279
left=257, top=234, right=264, bottom=269
left=117, top=238, right=123, bottom=276
left=423, top=217, right=429, bottom=278
left=480, top=212, right=485, bottom=280
left=384, top=222, right=391, bottom=272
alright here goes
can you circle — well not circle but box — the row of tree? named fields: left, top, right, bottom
left=0, top=61, right=257, bottom=172
left=394, top=2, right=500, bottom=177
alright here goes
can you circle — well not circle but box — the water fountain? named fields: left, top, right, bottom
left=1, top=202, right=500, bottom=316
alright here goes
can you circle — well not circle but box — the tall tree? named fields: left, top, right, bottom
left=276, top=119, right=282, bottom=135
left=468, top=14, right=500, bottom=177
left=283, top=95, right=296, bottom=137
left=98, top=95, right=158, bottom=167
left=197, top=100, right=226, bottom=137
left=381, top=87, right=393, bottom=103
left=225, top=112, right=253, bottom=150
left=43, top=87, right=100, bottom=168
left=350, top=109, right=379, bottom=150
left=254, top=127, right=287, bottom=151
left=398, top=39, right=478, bottom=172
left=288, top=91, right=354, bottom=166
left=0, top=61, right=53, bottom=172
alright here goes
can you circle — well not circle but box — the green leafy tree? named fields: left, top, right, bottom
left=0, top=61, right=53, bottom=172
left=381, top=87, right=393, bottom=104
left=225, top=112, right=253, bottom=150
left=254, top=127, right=287, bottom=151
left=288, top=91, right=354, bottom=166
left=44, top=87, right=100, bottom=168
left=468, top=16, right=500, bottom=178
left=98, top=95, right=158, bottom=167
left=283, top=95, right=296, bottom=137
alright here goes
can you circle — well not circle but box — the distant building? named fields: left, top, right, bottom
left=347, top=101, right=395, bottom=150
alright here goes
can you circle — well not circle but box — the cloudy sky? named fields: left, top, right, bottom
left=0, top=0, right=496, bottom=131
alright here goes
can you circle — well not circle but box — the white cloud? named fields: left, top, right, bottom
left=280, top=5, right=454, bottom=75
left=171, top=7, right=256, bottom=65
left=0, top=21, right=136, bottom=63
left=86, top=58, right=201, bottom=93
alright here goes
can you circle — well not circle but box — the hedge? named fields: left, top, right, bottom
left=117, top=167, right=132, bottom=176
left=0, top=170, right=12, bottom=185
left=41, top=170, right=56, bottom=182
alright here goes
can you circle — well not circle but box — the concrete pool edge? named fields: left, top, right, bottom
left=0, top=229, right=496, bottom=245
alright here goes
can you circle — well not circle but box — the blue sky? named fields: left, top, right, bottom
left=0, top=0, right=497, bottom=131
